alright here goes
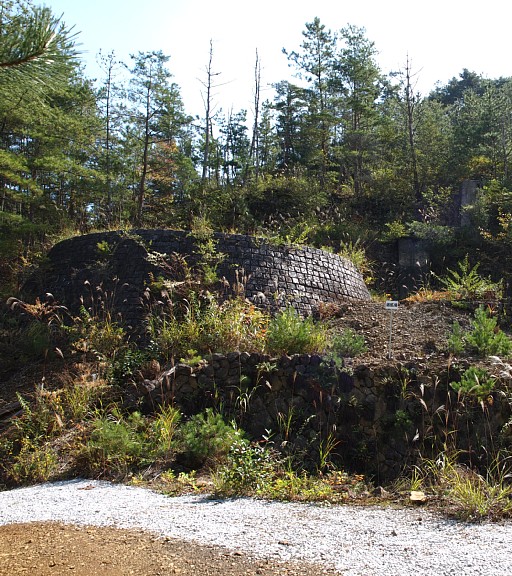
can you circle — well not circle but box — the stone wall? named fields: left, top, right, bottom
left=135, top=352, right=511, bottom=481
left=25, top=229, right=370, bottom=327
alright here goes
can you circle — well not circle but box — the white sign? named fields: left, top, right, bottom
left=385, top=301, right=398, bottom=359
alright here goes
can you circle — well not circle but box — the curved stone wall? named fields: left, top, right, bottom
left=25, top=229, right=370, bottom=326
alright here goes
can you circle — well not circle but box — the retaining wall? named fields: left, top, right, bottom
left=134, top=352, right=511, bottom=481
left=25, top=229, right=370, bottom=327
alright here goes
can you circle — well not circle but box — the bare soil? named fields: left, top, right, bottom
left=328, top=298, right=481, bottom=363
left=0, top=299, right=504, bottom=576
left=0, top=522, right=338, bottom=576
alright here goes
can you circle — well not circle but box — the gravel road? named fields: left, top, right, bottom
left=1, top=479, right=511, bottom=575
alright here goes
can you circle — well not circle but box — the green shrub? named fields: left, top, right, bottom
left=447, top=307, right=512, bottom=357
left=451, top=367, right=496, bottom=401
left=84, top=411, right=148, bottom=475
left=110, top=348, right=150, bottom=386
left=265, top=306, right=327, bottom=356
left=447, top=321, right=465, bottom=355
left=179, top=409, right=242, bottom=469
left=213, top=438, right=277, bottom=495
left=465, top=307, right=512, bottom=357
left=78, top=405, right=182, bottom=477
left=329, top=328, right=367, bottom=358
left=382, top=220, right=408, bottom=242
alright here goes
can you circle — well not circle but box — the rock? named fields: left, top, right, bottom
left=410, top=490, right=427, bottom=504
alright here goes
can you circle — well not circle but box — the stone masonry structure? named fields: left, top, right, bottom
left=25, top=229, right=370, bottom=327
left=133, top=351, right=510, bottom=481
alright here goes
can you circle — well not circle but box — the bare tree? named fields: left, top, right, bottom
left=244, top=49, right=261, bottom=183
left=403, top=54, right=421, bottom=203
left=200, top=40, right=221, bottom=184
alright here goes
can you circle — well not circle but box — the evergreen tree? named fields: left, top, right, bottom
left=123, top=50, right=194, bottom=224
left=331, top=24, right=384, bottom=196
left=283, top=17, right=337, bottom=182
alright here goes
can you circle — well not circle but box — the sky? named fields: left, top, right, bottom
left=41, top=0, right=512, bottom=120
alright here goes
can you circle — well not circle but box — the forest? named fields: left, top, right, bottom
left=1, top=1, right=512, bottom=298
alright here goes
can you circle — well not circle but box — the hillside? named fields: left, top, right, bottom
left=0, top=298, right=485, bottom=409
left=1, top=298, right=511, bottom=576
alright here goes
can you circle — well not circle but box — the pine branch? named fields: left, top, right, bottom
left=0, top=4, right=79, bottom=90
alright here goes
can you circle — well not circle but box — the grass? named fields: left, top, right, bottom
left=265, top=306, right=328, bottom=356
left=146, top=291, right=268, bottom=361
left=410, top=453, right=512, bottom=520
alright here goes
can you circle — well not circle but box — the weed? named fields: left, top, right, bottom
left=262, top=468, right=335, bottom=502
left=419, top=453, right=512, bottom=520
left=149, top=405, right=181, bottom=463
left=7, top=438, right=58, bottom=485
left=434, top=254, right=501, bottom=301
left=65, top=280, right=128, bottom=367
left=160, top=470, right=201, bottom=495
left=71, top=305, right=126, bottom=362
left=146, top=291, right=268, bottom=361
left=7, top=294, right=69, bottom=361
left=14, top=389, right=63, bottom=440
left=231, top=375, right=259, bottom=425
left=338, top=237, right=373, bottom=279
left=189, top=215, right=226, bottom=286
left=317, top=430, right=341, bottom=473
left=58, top=378, right=108, bottom=423
left=255, top=360, right=278, bottom=386
left=394, top=409, right=413, bottom=430
left=276, top=406, right=295, bottom=444
left=277, top=221, right=315, bottom=246
left=265, top=306, right=327, bottom=356
left=328, top=328, right=367, bottom=359
left=96, top=240, right=113, bottom=258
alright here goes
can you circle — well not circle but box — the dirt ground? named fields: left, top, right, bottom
left=0, top=299, right=504, bottom=576
left=326, top=298, right=477, bottom=366
left=0, top=522, right=338, bottom=576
